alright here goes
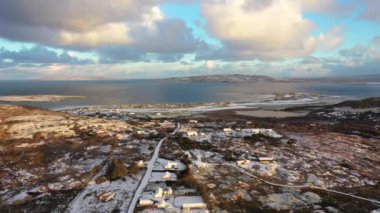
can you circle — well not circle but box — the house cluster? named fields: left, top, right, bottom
left=182, top=128, right=210, bottom=142
left=236, top=157, right=278, bottom=176
left=224, top=127, right=283, bottom=138
left=138, top=158, right=208, bottom=212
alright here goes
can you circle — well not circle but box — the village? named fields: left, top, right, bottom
left=0, top=98, right=380, bottom=212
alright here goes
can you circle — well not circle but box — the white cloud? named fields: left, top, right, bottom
left=60, top=23, right=132, bottom=47
left=205, top=60, right=217, bottom=69
left=200, top=0, right=344, bottom=60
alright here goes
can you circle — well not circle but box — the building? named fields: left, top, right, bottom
left=189, top=120, right=198, bottom=123
left=164, top=162, right=178, bottom=170
left=223, top=128, right=233, bottom=133
left=186, top=130, right=198, bottom=137
left=137, top=130, right=147, bottom=135
left=258, top=157, right=274, bottom=164
left=136, top=160, right=145, bottom=168
left=155, top=187, right=163, bottom=198
left=163, top=171, right=171, bottom=180
left=156, top=200, right=169, bottom=208
left=139, top=198, right=154, bottom=207
left=195, top=161, right=206, bottom=168
left=174, top=196, right=207, bottom=210
left=165, top=187, right=173, bottom=196
left=237, top=159, right=251, bottom=166
left=183, top=203, right=207, bottom=210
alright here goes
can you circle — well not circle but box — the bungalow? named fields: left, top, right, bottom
left=223, top=128, right=233, bottom=133
left=156, top=200, right=169, bottom=208
left=186, top=130, right=198, bottom=137
left=183, top=203, right=207, bottom=210
left=98, top=192, right=115, bottom=202
left=155, top=187, right=163, bottom=198
left=163, top=171, right=171, bottom=180
left=139, top=198, right=154, bottom=207
left=258, top=157, right=274, bottom=164
left=164, top=162, right=178, bottom=170
left=137, top=130, right=147, bottom=135
left=165, top=187, right=173, bottom=196
left=97, top=191, right=114, bottom=202
left=237, top=159, right=251, bottom=166
left=96, top=130, right=108, bottom=136
left=136, top=160, right=145, bottom=168
left=195, top=161, right=207, bottom=168
left=174, top=196, right=207, bottom=210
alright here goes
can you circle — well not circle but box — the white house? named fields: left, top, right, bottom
left=139, top=198, right=154, bottom=207
left=186, top=130, right=198, bottom=137
left=155, top=187, right=163, bottom=198
left=156, top=200, right=169, bottom=208
left=237, top=159, right=251, bottom=166
left=163, top=171, right=171, bottom=180
left=195, top=161, right=207, bottom=168
left=189, top=120, right=198, bottom=123
left=183, top=203, right=207, bottom=210
left=97, top=191, right=114, bottom=202
left=136, top=160, right=145, bottom=168
left=174, top=196, right=207, bottom=210
left=137, top=130, right=147, bottom=135
left=223, top=128, right=233, bottom=133
left=164, top=162, right=178, bottom=170
left=165, top=187, right=173, bottom=196
left=258, top=157, right=274, bottom=164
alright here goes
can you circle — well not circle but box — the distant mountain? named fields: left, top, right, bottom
left=37, top=76, right=111, bottom=81
left=160, top=74, right=287, bottom=83
left=161, top=73, right=380, bottom=83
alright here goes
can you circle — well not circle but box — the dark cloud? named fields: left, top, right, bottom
left=0, top=0, right=161, bottom=48
left=0, top=46, right=91, bottom=64
left=131, top=19, right=207, bottom=53
left=0, top=0, right=156, bottom=32
left=339, top=45, right=367, bottom=59
left=360, top=0, right=380, bottom=22
left=98, top=19, right=209, bottom=62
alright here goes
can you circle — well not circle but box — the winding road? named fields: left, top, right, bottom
left=123, top=123, right=181, bottom=213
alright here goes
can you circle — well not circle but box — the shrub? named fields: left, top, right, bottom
left=96, top=176, right=108, bottom=184
left=157, top=129, right=168, bottom=138
left=129, top=163, right=140, bottom=174
left=105, top=159, right=127, bottom=181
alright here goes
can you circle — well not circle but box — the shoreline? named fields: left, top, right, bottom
left=59, top=96, right=347, bottom=113
left=0, top=95, right=86, bottom=102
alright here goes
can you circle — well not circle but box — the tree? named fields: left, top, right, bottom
left=106, top=159, right=127, bottom=181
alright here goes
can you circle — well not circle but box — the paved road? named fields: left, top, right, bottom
left=123, top=123, right=181, bottom=213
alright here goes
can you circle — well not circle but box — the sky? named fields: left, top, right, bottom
left=0, top=0, right=379, bottom=80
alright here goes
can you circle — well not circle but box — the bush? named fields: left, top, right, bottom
left=129, top=163, right=140, bottom=174
left=157, top=129, right=168, bottom=138
left=96, top=176, right=108, bottom=184
left=105, top=159, right=127, bottom=181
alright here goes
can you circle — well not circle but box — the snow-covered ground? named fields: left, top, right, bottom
left=66, top=170, right=142, bottom=212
